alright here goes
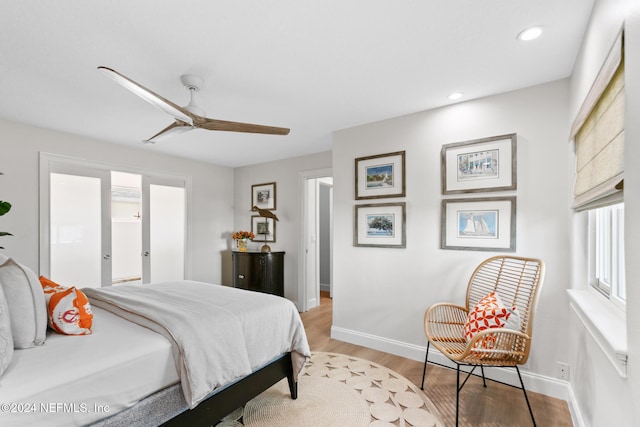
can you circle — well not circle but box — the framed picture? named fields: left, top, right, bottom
left=355, top=151, right=405, bottom=199
left=441, top=197, right=516, bottom=252
left=354, top=202, right=406, bottom=248
left=251, top=215, right=276, bottom=243
left=251, top=182, right=276, bottom=210
left=441, top=134, right=516, bottom=194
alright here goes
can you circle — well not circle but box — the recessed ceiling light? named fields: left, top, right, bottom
left=448, top=92, right=463, bottom=100
left=517, top=26, right=543, bottom=41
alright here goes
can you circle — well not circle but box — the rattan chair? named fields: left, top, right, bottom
left=421, top=255, right=545, bottom=426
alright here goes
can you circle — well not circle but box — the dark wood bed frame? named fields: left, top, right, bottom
left=161, top=352, right=297, bottom=426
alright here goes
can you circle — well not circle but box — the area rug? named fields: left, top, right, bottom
left=215, top=352, right=444, bottom=427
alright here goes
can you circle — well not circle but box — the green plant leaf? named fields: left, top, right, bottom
left=0, top=232, right=12, bottom=237
left=0, top=201, right=11, bottom=216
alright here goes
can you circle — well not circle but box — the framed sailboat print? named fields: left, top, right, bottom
left=441, top=197, right=516, bottom=251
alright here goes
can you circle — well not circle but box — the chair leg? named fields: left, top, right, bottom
left=515, top=365, right=536, bottom=427
left=455, top=364, right=461, bottom=427
left=421, top=341, right=430, bottom=390
left=480, top=364, right=487, bottom=387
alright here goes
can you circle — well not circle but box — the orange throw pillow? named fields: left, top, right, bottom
left=463, top=292, right=519, bottom=348
left=39, top=276, right=92, bottom=335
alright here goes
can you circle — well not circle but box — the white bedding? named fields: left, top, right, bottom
left=84, top=281, right=311, bottom=408
left=0, top=306, right=179, bottom=427
left=0, top=281, right=310, bottom=427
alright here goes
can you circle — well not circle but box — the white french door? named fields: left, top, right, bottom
left=46, top=165, right=112, bottom=288
left=141, top=176, right=185, bottom=284
left=40, top=154, right=186, bottom=287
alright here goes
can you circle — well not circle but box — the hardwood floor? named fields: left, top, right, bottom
left=299, top=292, right=573, bottom=426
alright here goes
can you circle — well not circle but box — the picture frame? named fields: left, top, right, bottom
left=441, top=134, right=516, bottom=194
left=354, top=202, right=406, bottom=248
left=251, top=215, right=276, bottom=243
left=441, top=197, right=516, bottom=252
left=251, top=182, right=276, bottom=210
left=355, top=151, right=406, bottom=200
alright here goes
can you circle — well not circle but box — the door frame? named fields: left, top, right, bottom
left=298, top=167, right=332, bottom=312
left=39, top=152, right=192, bottom=283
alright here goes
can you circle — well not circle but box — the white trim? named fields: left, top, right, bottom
left=330, top=325, right=573, bottom=402
left=568, top=289, right=627, bottom=377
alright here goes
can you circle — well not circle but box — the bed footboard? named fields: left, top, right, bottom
left=161, top=352, right=296, bottom=426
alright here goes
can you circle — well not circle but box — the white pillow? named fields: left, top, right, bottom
left=0, top=284, right=14, bottom=376
left=0, top=258, right=47, bottom=348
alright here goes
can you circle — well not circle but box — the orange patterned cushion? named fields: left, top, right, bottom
left=464, top=292, right=519, bottom=347
left=39, top=276, right=92, bottom=335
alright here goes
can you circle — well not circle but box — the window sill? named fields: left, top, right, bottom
left=567, top=289, right=627, bottom=377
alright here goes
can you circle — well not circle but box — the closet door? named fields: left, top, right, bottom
left=141, top=176, right=185, bottom=284
left=41, top=154, right=188, bottom=287
left=46, top=165, right=112, bottom=288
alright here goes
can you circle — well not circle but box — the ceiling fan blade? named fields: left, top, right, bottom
left=197, top=118, right=290, bottom=135
left=144, top=121, right=193, bottom=144
left=98, top=66, right=194, bottom=126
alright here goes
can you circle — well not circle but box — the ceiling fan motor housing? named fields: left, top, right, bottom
left=180, top=74, right=204, bottom=91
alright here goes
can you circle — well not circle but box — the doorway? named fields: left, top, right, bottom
left=40, top=154, right=186, bottom=287
left=299, top=168, right=332, bottom=312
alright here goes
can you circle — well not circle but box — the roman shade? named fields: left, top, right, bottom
left=571, top=31, right=624, bottom=211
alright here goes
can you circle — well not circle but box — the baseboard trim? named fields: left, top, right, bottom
left=330, top=325, right=582, bottom=426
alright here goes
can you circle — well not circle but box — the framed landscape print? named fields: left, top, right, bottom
left=354, top=202, right=406, bottom=248
left=355, top=151, right=406, bottom=199
left=251, top=182, right=276, bottom=210
left=251, top=215, right=275, bottom=243
left=441, top=134, right=516, bottom=194
left=441, top=197, right=516, bottom=251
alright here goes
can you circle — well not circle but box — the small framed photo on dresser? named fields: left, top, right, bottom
left=252, top=215, right=276, bottom=243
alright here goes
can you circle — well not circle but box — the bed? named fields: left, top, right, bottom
left=0, top=271, right=310, bottom=427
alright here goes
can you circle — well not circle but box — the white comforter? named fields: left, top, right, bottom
left=84, top=281, right=310, bottom=409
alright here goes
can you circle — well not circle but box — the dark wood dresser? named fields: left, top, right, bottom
left=232, top=251, right=284, bottom=297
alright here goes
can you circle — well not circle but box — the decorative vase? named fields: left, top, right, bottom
left=236, top=238, right=248, bottom=252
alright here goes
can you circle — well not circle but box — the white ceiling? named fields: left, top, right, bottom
left=1, top=1, right=594, bottom=167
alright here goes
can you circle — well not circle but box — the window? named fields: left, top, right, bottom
left=571, top=31, right=625, bottom=311
left=589, top=203, right=625, bottom=308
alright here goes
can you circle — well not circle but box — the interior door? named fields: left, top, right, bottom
left=42, top=154, right=187, bottom=287
left=47, top=165, right=111, bottom=288
left=141, top=176, right=186, bottom=284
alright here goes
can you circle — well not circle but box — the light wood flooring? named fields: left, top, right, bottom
left=299, top=292, right=573, bottom=426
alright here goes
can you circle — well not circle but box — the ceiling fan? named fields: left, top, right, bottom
left=98, top=66, right=290, bottom=143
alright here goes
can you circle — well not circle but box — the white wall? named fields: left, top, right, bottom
left=625, top=2, right=640, bottom=423
left=568, top=0, right=640, bottom=425
left=232, top=151, right=332, bottom=304
left=332, top=79, right=571, bottom=391
left=0, top=118, right=234, bottom=284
